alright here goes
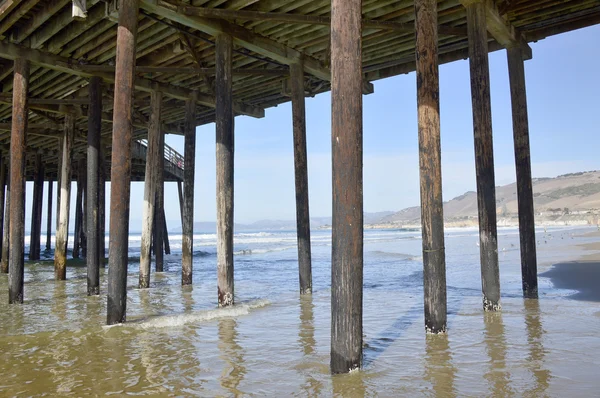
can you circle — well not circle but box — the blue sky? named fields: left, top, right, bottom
left=25, top=24, right=600, bottom=228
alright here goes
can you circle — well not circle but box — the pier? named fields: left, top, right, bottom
left=0, top=0, right=598, bottom=374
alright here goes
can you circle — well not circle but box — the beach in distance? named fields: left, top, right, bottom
left=1, top=225, right=599, bottom=396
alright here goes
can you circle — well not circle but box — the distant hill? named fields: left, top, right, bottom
left=376, top=170, right=600, bottom=227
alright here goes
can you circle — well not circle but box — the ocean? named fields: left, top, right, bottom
left=1, top=226, right=599, bottom=396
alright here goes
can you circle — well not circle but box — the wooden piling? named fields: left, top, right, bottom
left=182, top=96, right=196, bottom=286
left=87, top=76, right=101, bottom=295
left=290, top=60, right=312, bottom=295
left=216, top=33, right=234, bottom=306
left=29, top=153, right=44, bottom=260
left=0, top=161, right=6, bottom=261
left=73, top=161, right=84, bottom=259
left=162, top=210, right=170, bottom=255
left=46, top=180, right=53, bottom=251
left=139, top=90, right=162, bottom=288
left=107, top=0, right=139, bottom=325
left=415, top=0, right=447, bottom=334
left=1, top=178, right=9, bottom=274
left=465, top=0, right=501, bottom=311
left=8, top=57, right=29, bottom=304
left=177, top=180, right=184, bottom=230
left=155, top=123, right=166, bottom=270
left=55, top=114, right=74, bottom=281
left=507, top=47, right=538, bottom=298
left=98, top=147, right=106, bottom=268
left=330, top=0, right=364, bottom=373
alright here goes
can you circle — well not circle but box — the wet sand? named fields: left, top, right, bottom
left=541, top=232, right=600, bottom=302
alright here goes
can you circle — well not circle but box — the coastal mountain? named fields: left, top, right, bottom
left=378, top=170, right=600, bottom=227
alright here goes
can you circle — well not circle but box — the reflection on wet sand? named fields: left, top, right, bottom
left=523, top=299, right=551, bottom=397
left=218, top=318, right=246, bottom=396
left=483, top=312, right=514, bottom=397
left=298, top=295, right=324, bottom=397
left=424, top=333, right=456, bottom=397
left=332, top=370, right=367, bottom=398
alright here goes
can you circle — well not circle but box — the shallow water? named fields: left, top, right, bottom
left=1, top=226, right=599, bottom=396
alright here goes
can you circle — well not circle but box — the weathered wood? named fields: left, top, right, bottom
left=98, top=146, right=106, bottom=268
left=0, top=161, right=5, bottom=261
left=176, top=5, right=467, bottom=37
left=46, top=180, right=53, bottom=251
left=415, top=0, right=447, bottom=334
left=139, top=90, right=162, bottom=288
left=87, top=76, right=101, bottom=295
left=162, top=208, right=170, bottom=255
left=8, top=57, right=29, bottom=304
left=330, top=0, right=364, bottom=374
left=107, top=0, right=139, bottom=326
left=216, top=33, right=235, bottom=306
left=73, top=161, right=84, bottom=259
left=55, top=114, right=74, bottom=281
left=177, top=180, right=184, bottom=229
left=290, top=61, right=312, bottom=295
left=507, top=46, right=538, bottom=299
left=29, top=153, right=44, bottom=260
left=182, top=96, right=196, bottom=286
left=465, top=0, right=501, bottom=312
left=1, top=180, right=9, bottom=274
left=155, top=132, right=165, bottom=270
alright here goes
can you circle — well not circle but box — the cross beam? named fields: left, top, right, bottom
left=0, top=40, right=265, bottom=118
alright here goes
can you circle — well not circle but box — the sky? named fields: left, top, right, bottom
left=23, top=24, right=600, bottom=230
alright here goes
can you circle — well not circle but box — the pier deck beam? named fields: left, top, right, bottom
left=507, top=47, right=538, bottom=298
left=416, top=0, right=447, bottom=334
left=464, top=0, right=501, bottom=311
left=182, top=97, right=196, bottom=286
left=8, top=57, right=29, bottom=304
left=107, top=0, right=139, bottom=325
left=290, top=60, right=312, bottom=295
left=29, top=153, right=44, bottom=261
left=139, top=90, right=162, bottom=288
left=330, top=0, right=364, bottom=374
left=46, top=179, right=53, bottom=251
left=87, top=76, right=101, bottom=295
left=55, top=114, right=74, bottom=280
left=216, top=33, right=234, bottom=306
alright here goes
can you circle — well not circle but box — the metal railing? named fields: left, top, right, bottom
left=134, top=139, right=185, bottom=180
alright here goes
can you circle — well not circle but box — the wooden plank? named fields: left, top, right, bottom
left=507, top=47, right=538, bottom=298
left=55, top=114, right=74, bottom=281
left=290, top=60, right=312, bottom=295
left=181, top=96, right=196, bottom=286
left=139, top=90, right=162, bottom=288
left=176, top=5, right=468, bottom=37
left=107, top=0, right=139, bottom=326
left=0, top=41, right=264, bottom=118
left=10, top=0, right=71, bottom=44
left=330, top=0, right=363, bottom=374
left=415, top=0, right=447, bottom=334
left=215, top=33, right=235, bottom=306
left=465, top=1, right=501, bottom=312
left=87, top=76, right=101, bottom=295
left=139, top=0, right=330, bottom=81
left=8, top=57, right=28, bottom=304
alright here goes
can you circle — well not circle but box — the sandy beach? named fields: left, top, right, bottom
left=541, top=230, right=600, bottom=302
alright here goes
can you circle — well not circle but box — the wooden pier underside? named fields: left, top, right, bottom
left=0, top=0, right=597, bottom=183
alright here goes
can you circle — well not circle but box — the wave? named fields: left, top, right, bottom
left=234, top=246, right=296, bottom=256
left=114, top=299, right=271, bottom=329
left=368, top=251, right=421, bottom=261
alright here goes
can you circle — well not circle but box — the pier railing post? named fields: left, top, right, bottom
left=463, top=0, right=501, bottom=311
left=107, top=0, right=139, bottom=325
left=415, top=0, right=447, bottom=333
left=139, top=90, right=162, bottom=288
left=216, top=33, right=234, bottom=306
left=8, top=57, right=29, bottom=304
left=87, top=76, right=101, bottom=295
left=290, top=60, right=312, bottom=295
left=330, top=0, right=364, bottom=374
left=182, top=96, right=196, bottom=286
left=55, top=114, right=74, bottom=280
left=507, top=47, right=538, bottom=298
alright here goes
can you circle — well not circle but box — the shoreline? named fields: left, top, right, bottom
left=540, top=230, right=600, bottom=302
